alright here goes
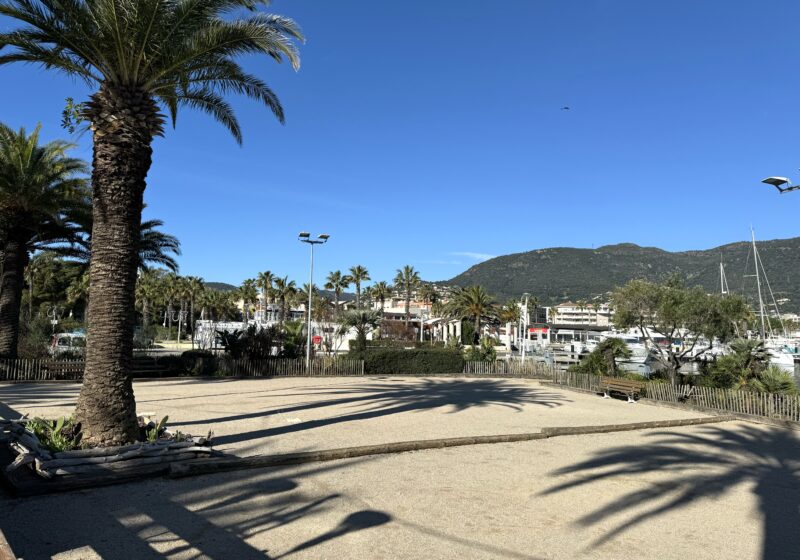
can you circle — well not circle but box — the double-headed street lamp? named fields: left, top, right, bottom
left=762, top=176, right=800, bottom=194
left=298, top=232, right=330, bottom=372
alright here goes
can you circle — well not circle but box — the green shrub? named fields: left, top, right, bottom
left=27, top=416, right=82, bottom=452
left=181, top=350, right=217, bottom=376
left=358, top=348, right=465, bottom=375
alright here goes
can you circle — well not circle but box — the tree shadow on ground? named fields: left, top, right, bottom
left=205, top=379, right=568, bottom=446
left=1, top=458, right=390, bottom=559
left=0, top=383, right=79, bottom=414
left=540, top=423, right=800, bottom=559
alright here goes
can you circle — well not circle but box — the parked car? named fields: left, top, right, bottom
left=49, top=333, right=86, bottom=357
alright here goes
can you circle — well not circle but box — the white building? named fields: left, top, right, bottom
left=547, top=302, right=613, bottom=327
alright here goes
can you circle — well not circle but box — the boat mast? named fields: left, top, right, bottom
left=751, top=228, right=766, bottom=339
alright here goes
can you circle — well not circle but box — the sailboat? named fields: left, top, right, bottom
left=745, top=229, right=797, bottom=373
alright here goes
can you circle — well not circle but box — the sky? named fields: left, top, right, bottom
left=2, top=0, right=800, bottom=288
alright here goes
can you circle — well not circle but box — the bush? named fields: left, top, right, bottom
left=357, top=348, right=465, bottom=375
left=181, top=350, right=217, bottom=376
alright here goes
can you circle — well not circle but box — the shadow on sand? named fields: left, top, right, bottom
left=1, top=458, right=391, bottom=559
left=541, top=423, right=800, bottom=559
left=198, top=378, right=568, bottom=446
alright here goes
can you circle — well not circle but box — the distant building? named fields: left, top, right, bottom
left=547, top=302, right=613, bottom=327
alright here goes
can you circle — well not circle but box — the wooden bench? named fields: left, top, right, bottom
left=600, top=376, right=646, bottom=403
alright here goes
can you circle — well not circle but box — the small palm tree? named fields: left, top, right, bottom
left=0, top=123, right=87, bottom=358
left=338, top=309, right=383, bottom=353
left=394, top=265, right=421, bottom=327
left=448, top=285, right=496, bottom=345
left=135, top=269, right=164, bottom=330
left=371, top=281, right=392, bottom=314
left=324, top=270, right=350, bottom=316
left=348, top=265, right=370, bottom=308
left=0, top=0, right=304, bottom=443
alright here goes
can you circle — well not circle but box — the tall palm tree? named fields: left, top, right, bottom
left=183, top=276, right=204, bottom=343
left=0, top=123, right=87, bottom=358
left=324, top=270, right=350, bottom=316
left=348, top=265, right=370, bottom=308
left=201, top=289, right=236, bottom=322
left=273, top=276, right=296, bottom=324
left=394, top=265, right=420, bottom=327
left=0, top=0, right=304, bottom=443
left=448, top=285, right=496, bottom=344
left=256, top=270, right=274, bottom=318
left=238, top=278, right=258, bottom=322
left=135, top=269, right=163, bottom=330
left=371, top=281, right=391, bottom=314
left=72, top=214, right=181, bottom=273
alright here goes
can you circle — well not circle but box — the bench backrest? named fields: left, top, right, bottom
left=601, top=376, right=646, bottom=390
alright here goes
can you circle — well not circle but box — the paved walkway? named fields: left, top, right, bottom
left=1, top=377, right=710, bottom=457
left=2, top=420, right=796, bottom=559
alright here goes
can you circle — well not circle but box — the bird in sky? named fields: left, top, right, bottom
left=560, top=106, right=570, bottom=111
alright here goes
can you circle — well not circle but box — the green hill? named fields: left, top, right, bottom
left=445, top=237, right=800, bottom=311
left=205, top=282, right=237, bottom=292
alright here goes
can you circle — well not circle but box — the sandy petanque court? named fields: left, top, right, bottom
left=1, top=377, right=798, bottom=559
left=2, top=376, right=710, bottom=456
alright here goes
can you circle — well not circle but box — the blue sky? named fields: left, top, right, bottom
left=2, top=0, right=799, bottom=288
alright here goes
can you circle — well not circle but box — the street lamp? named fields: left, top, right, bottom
left=298, top=232, right=330, bottom=373
left=761, top=176, right=800, bottom=194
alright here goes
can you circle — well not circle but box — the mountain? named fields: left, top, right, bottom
left=445, top=237, right=800, bottom=312
left=205, top=282, right=237, bottom=292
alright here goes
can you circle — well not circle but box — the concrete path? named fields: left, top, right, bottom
left=0, top=377, right=711, bottom=456
left=2, top=420, right=796, bottom=559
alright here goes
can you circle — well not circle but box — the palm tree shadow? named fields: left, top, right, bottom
left=540, top=424, right=800, bottom=558
left=211, top=379, right=568, bottom=446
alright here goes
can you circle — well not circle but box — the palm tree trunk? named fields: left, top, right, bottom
left=0, top=237, right=29, bottom=358
left=356, top=282, right=361, bottom=309
left=76, top=85, right=159, bottom=445
left=474, top=316, right=481, bottom=345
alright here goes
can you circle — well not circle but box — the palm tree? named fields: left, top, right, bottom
left=448, top=285, right=496, bottom=345
left=394, top=265, right=421, bottom=327
left=338, top=309, right=383, bottom=353
left=201, top=289, right=236, bottom=322
left=273, top=276, right=297, bottom=324
left=256, top=270, right=274, bottom=318
left=324, top=270, right=350, bottom=316
left=348, top=265, right=370, bottom=308
left=418, top=283, right=437, bottom=306
left=371, top=281, right=392, bottom=314
left=0, top=0, right=304, bottom=443
left=238, top=279, right=258, bottom=323
left=498, top=300, right=521, bottom=324
left=72, top=215, right=181, bottom=273
left=183, top=276, right=204, bottom=344
left=135, top=269, right=163, bottom=331
left=0, top=123, right=87, bottom=358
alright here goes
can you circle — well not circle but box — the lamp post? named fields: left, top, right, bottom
left=762, top=176, right=800, bottom=194
left=298, top=232, right=330, bottom=373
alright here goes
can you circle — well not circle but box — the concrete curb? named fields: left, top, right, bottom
left=168, top=415, right=734, bottom=479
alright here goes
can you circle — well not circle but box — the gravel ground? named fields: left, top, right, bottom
left=1, top=377, right=710, bottom=456
left=2, top=420, right=797, bottom=559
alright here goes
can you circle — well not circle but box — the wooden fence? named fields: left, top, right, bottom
left=215, top=357, right=365, bottom=377
left=0, top=359, right=84, bottom=381
left=552, top=371, right=800, bottom=423
left=463, top=360, right=556, bottom=377
left=0, top=357, right=366, bottom=381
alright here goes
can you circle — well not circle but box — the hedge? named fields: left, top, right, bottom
left=358, top=348, right=465, bottom=375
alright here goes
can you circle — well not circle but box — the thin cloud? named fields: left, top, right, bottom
left=450, top=251, right=496, bottom=262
